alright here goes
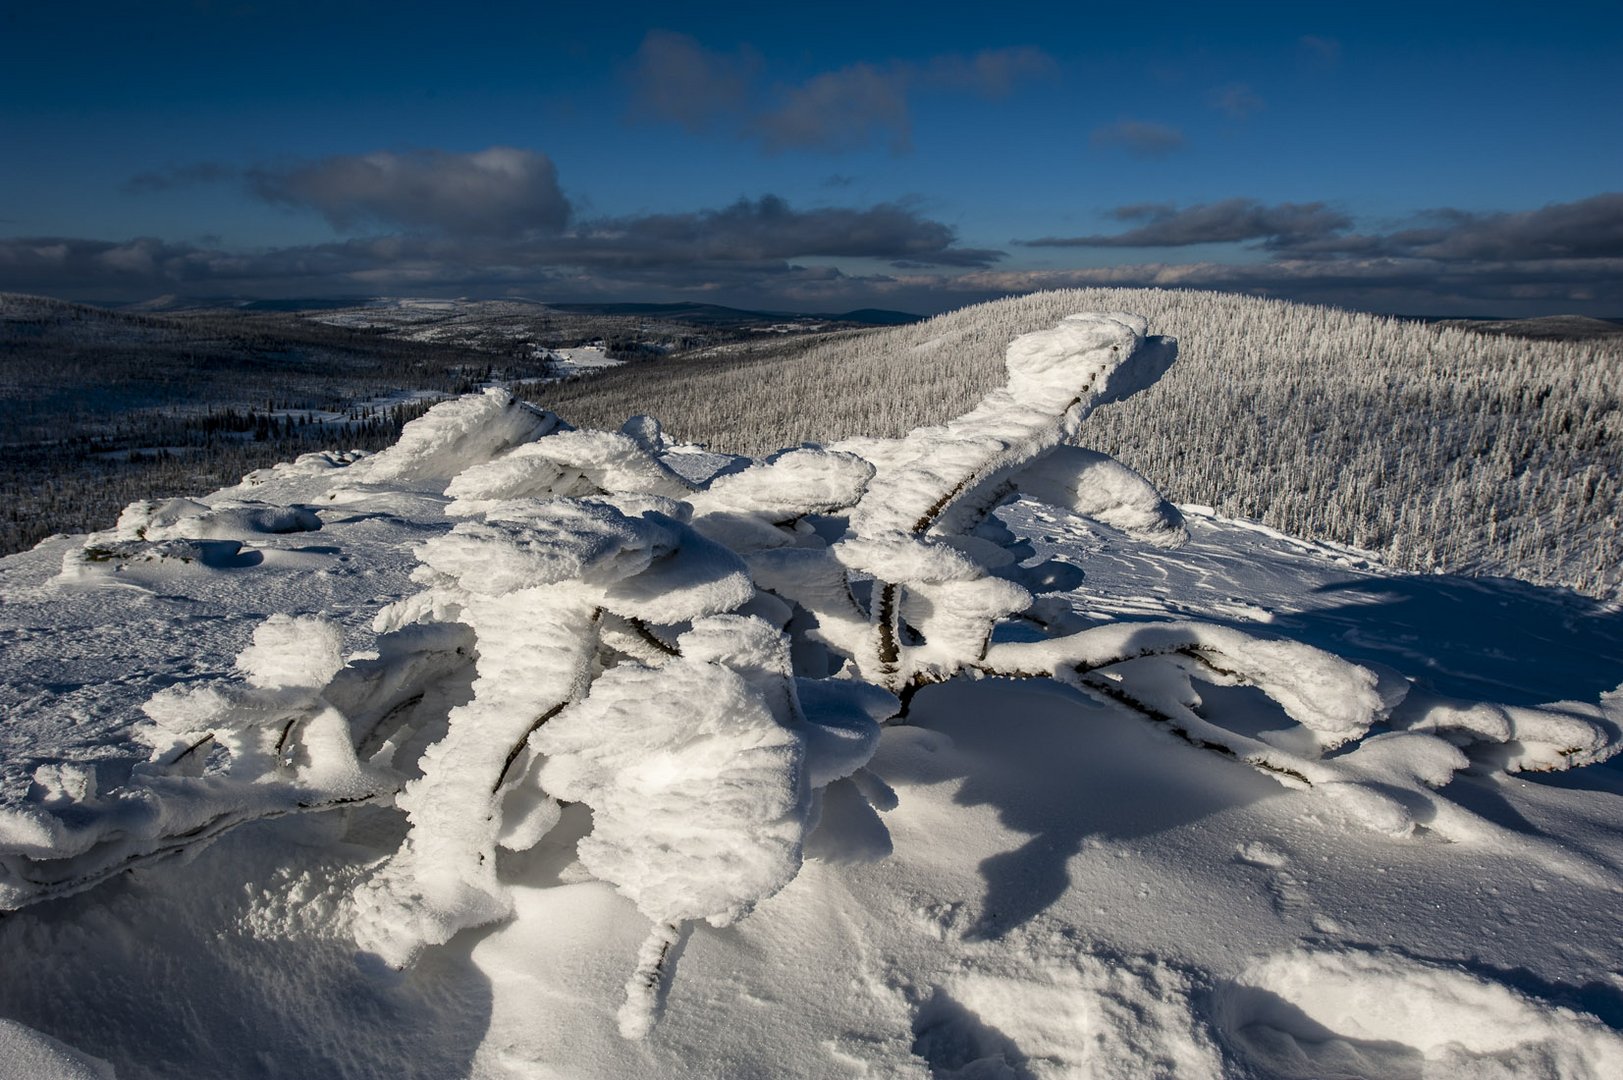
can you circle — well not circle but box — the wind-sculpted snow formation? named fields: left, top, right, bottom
left=3, top=312, right=1620, bottom=1042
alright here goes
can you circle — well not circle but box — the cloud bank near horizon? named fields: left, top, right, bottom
left=1019, top=194, right=1623, bottom=264
left=7, top=147, right=1622, bottom=316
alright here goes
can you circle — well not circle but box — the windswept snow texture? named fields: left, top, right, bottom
left=0, top=308, right=1620, bottom=1078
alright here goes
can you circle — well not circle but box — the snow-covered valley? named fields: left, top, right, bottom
left=1, top=309, right=1620, bottom=1079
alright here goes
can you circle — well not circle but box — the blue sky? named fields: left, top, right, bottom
left=2, top=0, right=1620, bottom=314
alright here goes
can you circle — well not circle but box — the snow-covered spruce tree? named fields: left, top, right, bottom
left=3, top=313, right=1619, bottom=1038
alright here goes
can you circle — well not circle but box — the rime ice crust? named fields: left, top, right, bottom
left=1012, top=446, right=1188, bottom=547
left=345, top=386, right=560, bottom=487
left=444, top=428, right=695, bottom=517
left=840, top=312, right=1174, bottom=540
left=537, top=615, right=813, bottom=931
left=235, top=614, right=346, bottom=690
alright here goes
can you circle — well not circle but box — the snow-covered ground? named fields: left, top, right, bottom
left=309, top=297, right=546, bottom=336
left=542, top=345, right=623, bottom=379
left=1, top=315, right=1620, bottom=1079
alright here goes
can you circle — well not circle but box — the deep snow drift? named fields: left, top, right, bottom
left=1, top=312, right=1621, bottom=1079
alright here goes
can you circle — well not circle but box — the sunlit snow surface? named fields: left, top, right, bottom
left=2, top=479, right=1622, bottom=1076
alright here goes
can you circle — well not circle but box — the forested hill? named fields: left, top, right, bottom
left=534, top=288, right=1623, bottom=598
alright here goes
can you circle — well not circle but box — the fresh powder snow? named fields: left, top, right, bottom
left=0, top=307, right=1620, bottom=1079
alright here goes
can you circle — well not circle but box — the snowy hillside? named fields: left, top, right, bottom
left=1, top=312, right=1621, bottom=1079
left=541, top=289, right=1623, bottom=598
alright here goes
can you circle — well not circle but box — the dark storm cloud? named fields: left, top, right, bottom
left=1366, top=194, right=1623, bottom=262
left=0, top=231, right=916, bottom=309
left=6, top=226, right=1621, bottom=315
left=1089, top=120, right=1186, bottom=158
left=1020, top=199, right=1353, bottom=250
left=22, top=166, right=1622, bottom=316
left=626, top=32, right=1054, bottom=153
left=0, top=235, right=369, bottom=293
left=940, top=258, right=1623, bottom=296
left=246, top=147, right=572, bottom=237
left=557, top=196, right=1004, bottom=269
left=1159, top=193, right=1623, bottom=262
left=0, top=193, right=1001, bottom=301
left=996, top=193, right=1623, bottom=312
left=1017, top=195, right=1623, bottom=261
left=113, top=144, right=1001, bottom=277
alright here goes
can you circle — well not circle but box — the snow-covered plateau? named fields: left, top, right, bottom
left=1, top=312, right=1620, bottom=1079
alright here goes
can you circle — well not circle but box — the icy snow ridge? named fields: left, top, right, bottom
left=4, top=312, right=1621, bottom=1043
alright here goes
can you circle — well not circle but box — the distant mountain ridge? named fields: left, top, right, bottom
left=18, top=292, right=1623, bottom=338
left=1430, top=314, right=1623, bottom=341
left=539, top=301, right=922, bottom=326
left=74, top=293, right=924, bottom=327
